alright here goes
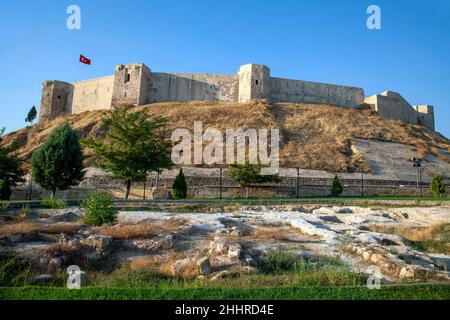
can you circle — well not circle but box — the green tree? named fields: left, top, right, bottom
left=430, top=173, right=446, bottom=197
left=32, top=122, right=84, bottom=197
left=172, top=168, right=187, bottom=199
left=25, top=106, right=37, bottom=124
left=83, top=106, right=172, bottom=200
left=228, top=161, right=280, bottom=198
left=331, top=175, right=343, bottom=197
left=0, top=128, right=25, bottom=200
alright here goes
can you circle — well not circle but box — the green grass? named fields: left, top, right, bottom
left=1, top=284, right=449, bottom=300
left=192, top=196, right=450, bottom=201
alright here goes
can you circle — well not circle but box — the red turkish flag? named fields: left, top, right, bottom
left=79, top=55, right=91, bottom=65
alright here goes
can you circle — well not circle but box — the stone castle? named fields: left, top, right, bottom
left=39, top=62, right=435, bottom=130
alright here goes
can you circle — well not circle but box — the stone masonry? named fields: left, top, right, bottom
left=38, top=62, right=435, bottom=130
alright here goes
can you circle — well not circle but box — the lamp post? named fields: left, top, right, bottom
left=410, top=156, right=423, bottom=197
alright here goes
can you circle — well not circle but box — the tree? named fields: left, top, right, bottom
left=25, top=106, right=37, bottom=124
left=172, top=168, right=187, bottom=199
left=228, top=161, right=280, bottom=198
left=83, top=106, right=172, bottom=200
left=331, top=175, right=343, bottom=197
left=430, top=173, right=446, bottom=197
left=32, top=122, right=84, bottom=197
left=0, top=128, right=25, bottom=200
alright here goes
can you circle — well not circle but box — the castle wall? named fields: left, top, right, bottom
left=270, top=77, right=364, bottom=108
left=71, top=76, right=114, bottom=114
left=37, top=62, right=435, bottom=131
left=365, top=91, right=419, bottom=125
left=148, top=73, right=239, bottom=103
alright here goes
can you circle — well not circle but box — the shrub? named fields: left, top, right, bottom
left=0, top=179, right=11, bottom=201
left=81, top=191, right=117, bottom=226
left=0, top=251, right=32, bottom=286
left=262, top=249, right=304, bottom=274
left=172, top=168, right=188, bottom=199
left=19, top=205, right=30, bottom=219
left=430, top=173, right=446, bottom=197
left=331, top=175, right=343, bottom=197
left=41, top=197, right=66, bottom=209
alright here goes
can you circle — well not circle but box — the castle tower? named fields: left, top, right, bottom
left=111, top=63, right=151, bottom=107
left=39, top=80, right=73, bottom=121
left=238, top=64, right=270, bottom=103
left=414, top=105, right=435, bottom=131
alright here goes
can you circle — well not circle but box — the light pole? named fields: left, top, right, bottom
left=410, top=156, right=423, bottom=197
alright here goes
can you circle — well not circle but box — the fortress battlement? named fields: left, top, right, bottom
left=39, top=62, right=435, bottom=130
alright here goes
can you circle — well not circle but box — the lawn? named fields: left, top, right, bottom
left=1, top=284, right=449, bottom=300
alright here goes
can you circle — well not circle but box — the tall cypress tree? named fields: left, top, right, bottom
left=331, top=175, right=343, bottom=197
left=25, top=106, right=37, bottom=124
left=32, top=122, right=84, bottom=197
left=172, top=168, right=187, bottom=199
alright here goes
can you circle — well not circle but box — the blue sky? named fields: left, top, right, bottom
left=1, top=0, right=449, bottom=137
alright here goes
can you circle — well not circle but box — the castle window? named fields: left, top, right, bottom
left=124, top=70, right=131, bottom=83
left=57, top=95, right=61, bottom=100
left=255, top=80, right=259, bottom=85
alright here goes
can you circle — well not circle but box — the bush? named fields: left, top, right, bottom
left=0, top=179, right=11, bottom=201
left=430, top=173, right=446, bottom=197
left=331, top=175, right=343, bottom=197
left=41, top=197, right=66, bottom=209
left=81, top=191, right=117, bottom=226
left=172, top=168, right=187, bottom=199
left=0, top=251, right=32, bottom=286
left=262, top=249, right=305, bottom=274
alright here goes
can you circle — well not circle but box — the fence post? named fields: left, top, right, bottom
left=219, top=167, right=223, bottom=200
left=143, top=177, right=146, bottom=201
left=361, top=169, right=364, bottom=197
left=296, top=167, right=299, bottom=198
left=28, top=172, right=33, bottom=201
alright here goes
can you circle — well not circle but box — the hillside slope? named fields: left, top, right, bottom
left=2, top=101, right=450, bottom=175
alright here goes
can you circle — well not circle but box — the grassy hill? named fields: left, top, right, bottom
left=2, top=101, right=450, bottom=173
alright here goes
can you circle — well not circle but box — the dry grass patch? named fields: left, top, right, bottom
left=2, top=101, right=449, bottom=173
left=369, top=222, right=450, bottom=254
left=41, top=222, right=83, bottom=235
left=0, top=221, right=82, bottom=237
left=96, top=218, right=187, bottom=240
left=128, top=252, right=199, bottom=279
left=368, top=223, right=444, bottom=241
left=247, top=226, right=293, bottom=242
left=0, top=221, right=40, bottom=237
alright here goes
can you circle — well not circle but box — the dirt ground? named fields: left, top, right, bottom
left=1, top=204, right=449, bottom=283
